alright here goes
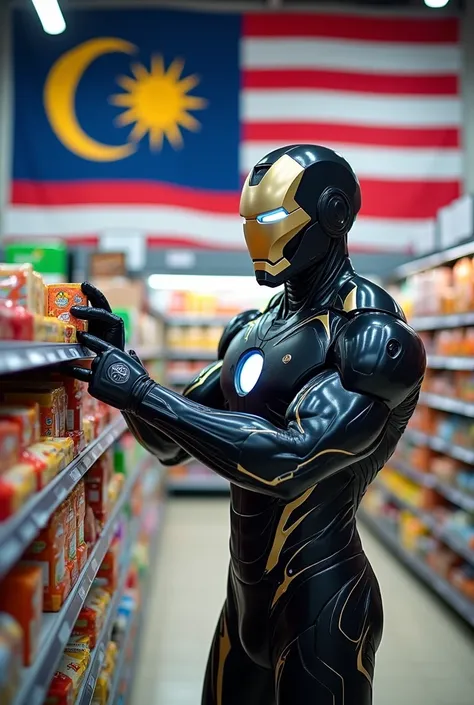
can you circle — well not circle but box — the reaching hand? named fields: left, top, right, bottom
left=67, top=333, right=152, bottom=411
left=70, top=282, right=125, bottom=350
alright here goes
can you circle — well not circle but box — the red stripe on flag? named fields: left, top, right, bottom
left=243, top=69, right=459, bottom=96
left=243, top=122, right=460, bottom=148
left=358, top=178, right=460, bottom=219
left=11, top=181, right=241, bottom=213
left=243, top=13, right=459, bottom=43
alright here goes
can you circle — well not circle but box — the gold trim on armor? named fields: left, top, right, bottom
left=356, top=624, right=373, bottom=686
left=265, top=485, right=317, bottom=573
left=342, top=284, right=358, bottom=313
left=184, top=360, right=223, bottom=396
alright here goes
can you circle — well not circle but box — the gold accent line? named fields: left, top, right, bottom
left=216, top=613, right=231, bottom=705
left=293, top=383, right=318, bottom=433
left=320, top=658, right=345, bottom=705
left=265, top=485, right=317, bottom=573
left=238, top=448, right=354, bottom=487
left=275, top=644, right=291, bottom=692
left=338, top=566, right=368, bottom=643
left=271, top=539, right=312, bottom=606
left=280, top=311, right=331, bottom=342
left=356, top=625, right=373, bottom=686
left=244, top=319, right=257, bottom=341
left=296, top=448, right=354, bottom=470
left=343, top=285, right=358, bottom=313
left=184, top=360, right=223, bottom=396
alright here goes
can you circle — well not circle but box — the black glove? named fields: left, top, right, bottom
left=69, top=333, right=153, bottom=411
left=70, top=282, right=125, bottom=350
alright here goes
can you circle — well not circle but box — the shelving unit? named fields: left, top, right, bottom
left=11, top=462, right=146, bottom=705
left=0, top=416, right=127, bottom=579
left=0, top=341, right=93, bottom=375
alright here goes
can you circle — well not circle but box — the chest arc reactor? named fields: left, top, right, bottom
left=234, top=349, right=264, bottom=396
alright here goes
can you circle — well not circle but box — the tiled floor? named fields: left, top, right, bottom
left=131, top=498, right=474, bottom=705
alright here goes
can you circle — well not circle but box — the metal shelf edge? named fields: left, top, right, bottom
left=0, top=342, right=93, bottom=376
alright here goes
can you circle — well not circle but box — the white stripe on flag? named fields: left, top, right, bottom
left=242, top=38, right=461, bottom=75
left=5, top=206, right=433, bottom=251
left=241, top=143, right=463, bottom=180
left=242, top=90, right=461, bottom=127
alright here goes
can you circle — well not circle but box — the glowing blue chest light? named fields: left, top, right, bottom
left=235, top=349, right=264, bottom=396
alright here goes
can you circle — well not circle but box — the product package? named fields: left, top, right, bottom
left=64, top=496, right=79, bottom=588
left=0, top=264, right=44, bottom=314
left=0, top=421, right=20, bottom=474
left=0, top=564, right=43, bottom=666
left=0, top=463, right=36, bottom=520
left=72, top=587, right=111, bottom=649
left=73, top=482, right=88, bottom=571
left=47, top=648, right=90, bottom=704
left=0, top=405, right=39, bottom=450
left=23, top=503, right=71, bottom=612
left=46, top=284, right=88, bottom=335
left=96, top=537, right=120, bottom=593
left=0, top=613, right=23, bottom=705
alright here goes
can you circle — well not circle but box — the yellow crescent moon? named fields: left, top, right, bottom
left=44, top=37, right=137, bottom=162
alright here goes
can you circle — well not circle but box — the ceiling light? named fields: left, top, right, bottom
left=31, top=0, right=66, bottom=35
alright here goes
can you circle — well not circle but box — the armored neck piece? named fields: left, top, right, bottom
left=283, top=240, right=352, bottom=315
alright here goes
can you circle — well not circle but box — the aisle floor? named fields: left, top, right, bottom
left=132, top=498, right=474, bottom=705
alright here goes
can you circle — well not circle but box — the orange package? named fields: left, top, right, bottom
left=2, top=390, right=62, bottom=438
left=0, top=564, right=43, bottom=666
left=23, top=503, right=71, bottom=612
left=96, top=537, right=120, bottom=593
left=85, top=452, right=113, bottom=525
left=0, top=421, right=20, bottom=474
left=0, top=463, right=36, bottom=520
left=64, top=496, right=78, bottom=588
left=46, top=284, right=88, bottom=332
left=0, top=264, right=43, bottom=313
left=0, top=405, right=39, bottom=449
left=72, top=588, right=110, bottom=648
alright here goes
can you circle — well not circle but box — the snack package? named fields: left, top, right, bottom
left=73, top=482, right=88, bottom=571
left=0, top=421, right=20, bottom=474
left=23, top=504, right=70, bottom=612
left=65, top=634, right=90, bottom=657
left=0, top=564, right=42, bottom=666
left=43, top=437, right=74, bottom=469
left=86, top=452, right=113, bottom=526
left=46, top=284, right=88, bottom=331
left=0, top=405, right=39, bottom=449
left=0, top=301, right=35, bottom=340
left=72, top=587, right=110, bottom=648
left=0, top=463, right=36, bottom=520
left=56, top=649, right=90, bottom=697
left=96, top=537, right=120, bottom=593
left=0, top=613, right=23, bottom=705
left=2, top=390, right=62, bottom=438
left=92, top=668, right=110, bottom=705
left=44, top=672, right=74, bottom=705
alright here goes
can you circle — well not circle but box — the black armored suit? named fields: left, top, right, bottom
left=68, top=145, right=426, bottom=705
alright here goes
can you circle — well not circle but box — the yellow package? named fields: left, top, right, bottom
left=55, top=650, right=89, bottom=698
left=32, top=272, right=45, bottom=316
left=65, top=634, right=91, bottom=657
left=43, top=438, right=74, bottom=469
left=82, top=419, right=94, bottom=445
left=92, top=667, right=111, bottom=705
left=0, top=463, right=36, bottom=520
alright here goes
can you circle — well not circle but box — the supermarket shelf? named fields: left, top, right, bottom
left=106, top=601, right=136, bottom=705
left=428, top=355, right=474, bottom=371
left=76, top=518, right=140, bottom=705
left=375, top=481, right=474, bottom=566
left=134, top=346, right=163, bottom=362
left=391, top=459, right=474, bottom=512
left=167, top=474, right=230, bottom=493
left=0, top=415, right=127, bottom=580
left=410, top=312, right=474, bottom=331
left=419, top=391, right=474, bottom=417
left=12, top=461, right=144, bottom=705
left=165, top=315, right=230, bottom=327
left=358, top=508, right=474, bottom=627
left=404, top=428, right=474, bottom=465
left=0, top=341, right=93, bottom=376
left=165, top=349, right=216, bottom=361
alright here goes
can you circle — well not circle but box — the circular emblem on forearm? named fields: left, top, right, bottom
left=107, top=362, right=131, bottom=384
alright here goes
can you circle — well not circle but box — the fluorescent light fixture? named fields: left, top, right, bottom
left=424, top=0, right=450, bottom=7
left=31, top=0, right=66, bottom=35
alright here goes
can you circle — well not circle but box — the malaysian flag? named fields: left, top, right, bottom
left=7, top=7, right=460, bottom=254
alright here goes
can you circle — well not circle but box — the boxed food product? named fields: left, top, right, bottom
left=73, top=482, right=88, bottom=571
left=0, top=264, right=44, bottom=314
left=47, top=647, right=90, bottom=704
left=46, top=284, right=88, bottom=330
left=0, top=613, right=23, bottom=705
left=2, top=390, right=62, bottom=438
left=43, top=437, right=74, bottom=469
left=0, top=301, right=35, bottom=340
left=0, top=405, right=39, bottom=449
left=0, top=463, right=36, bottom=520
left=86, top=452, right=113, bottom=524
left=72, top=587, right=110, bottom=649
left=96, top=537, right=120, bottom=593
left=0, top=421, right=20, bottom=474
left=23, top=504, right=70, bottom=612
left=65, top=634, right=90, bottom=657
left=0, top=564, right=42, bottom=666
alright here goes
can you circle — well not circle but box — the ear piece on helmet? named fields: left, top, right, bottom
left=317, top=187, right=354, bottom=238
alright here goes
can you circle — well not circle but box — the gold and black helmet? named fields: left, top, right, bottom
left=240, top=144, right=361, bottom=287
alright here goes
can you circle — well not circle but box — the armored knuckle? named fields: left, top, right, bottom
left=334, top=312, right=425, bottom=409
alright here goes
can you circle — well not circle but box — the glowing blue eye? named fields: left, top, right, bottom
left=256, top=208, right=289, bottom=224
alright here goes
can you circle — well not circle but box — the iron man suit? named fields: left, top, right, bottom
left=70, top=145, right=426, bottom=705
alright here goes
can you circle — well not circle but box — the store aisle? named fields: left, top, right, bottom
left=132, top=498, right=474, bottom=705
